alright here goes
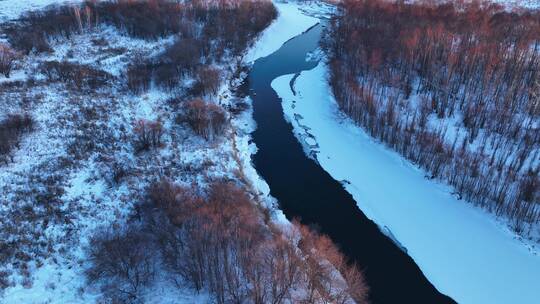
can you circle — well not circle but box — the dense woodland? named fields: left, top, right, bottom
left=0, top=0, right=369, bottom=302
left=324, top=0, right=540, bottom=233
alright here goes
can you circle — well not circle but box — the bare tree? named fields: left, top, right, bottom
left=0, top=44, right=17, bottom=78
left=183, top=99, right=227, bottom=140
left=133, top=119, right=164, bottom=152
left=86, top=228, right=156, bottom=301
left=0, top=114, right=34, bottom=163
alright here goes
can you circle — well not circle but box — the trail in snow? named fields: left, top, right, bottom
left=271, top=63, right=540, bottom=304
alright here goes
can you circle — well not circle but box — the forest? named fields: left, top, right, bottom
left=323, top=0, right=540, bottom=233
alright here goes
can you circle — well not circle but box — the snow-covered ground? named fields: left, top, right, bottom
left=0, top=1, right=323, bottom=303
left=0, top=24, right=227, bottom=302
left=403, top=0, right=540, bottom=9
left=493, top=0, right=540, bottom=8
left=0, top=7, right=234, bottom=304
left=4, top=0, right=537, bottom=302
left=272, top=62, right=540, bottom=304
left=0, top=0, right=82, bottom=22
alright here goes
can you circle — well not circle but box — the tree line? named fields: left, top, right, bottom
left=87, top=179, right=369, bottom=303
left=323, top=0, right=540, bottom=232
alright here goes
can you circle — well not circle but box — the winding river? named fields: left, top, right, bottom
left=246, top=24, right=456, bottom=304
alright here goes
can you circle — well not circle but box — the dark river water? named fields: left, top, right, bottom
left=246, top=24, right=456, bottom=304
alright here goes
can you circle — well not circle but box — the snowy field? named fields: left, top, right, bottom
left=0, top=0, right=82, bottom=22
left=0, top=26, right=221, bottom=302
left=0, top=1, right=322, bottom=303
left=491, top=0, right=540, bottom=8
left=272, top=63, right=540, bottom=304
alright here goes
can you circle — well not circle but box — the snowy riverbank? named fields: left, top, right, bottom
left=272, top=63, right=540, bottom=304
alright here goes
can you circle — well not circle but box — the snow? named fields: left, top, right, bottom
left=0, top=20, right=226, bottom=304
left=244, top=1, right=319, bottom=63
left=493, top=0, right=540, bottom=9
left=0, top=0, right=81, bottom=22
left=0, top=1, right=321, bottom=301
left=272, top=63, right=540, bottom=304
left=402, top=0, right=540, bottom=9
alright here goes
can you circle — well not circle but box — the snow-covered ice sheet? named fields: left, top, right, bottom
left=244, top=1, right=319, bottom=63
left=272, top=63, right=540, bottom=304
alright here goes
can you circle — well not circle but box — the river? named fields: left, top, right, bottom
left=246, top=23, right=456, bottom=304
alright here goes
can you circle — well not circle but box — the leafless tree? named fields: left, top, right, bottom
left=183, top=99, right=227, bottom=140
left=0, top=44, right=17, bottom=78
left=133, top=119, right=164, bottom=152
left=86, top=228, right=156, bottom=301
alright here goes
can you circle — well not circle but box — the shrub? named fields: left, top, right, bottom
left=87, top=0, right=184, bottom=39
left=229, top=100, right=250, bottom=116
left=151, top=180, right=266, bottom=298
left=0, top=270, right=11, bottom=291
left=86, top=228, right=156, bottom=301
left=133, top=119, right=164, bottom=152
left=188, top=65, right=222, bottom=97
left=153, top=63, right=180, bottom=91
left=126, top=63, right=153, bottom=93
left=295, top=222, right=370, bottom=303
left=111, top=162, right=130, bottom=185
left=160, top=38, right=204, bottom=75
left=39, top=61, right=111, bottom=89
left=183, top=99, right=227, bottom=140
left=6, top=6, right=78, bottom=53
left=147, top=179, right=203, bottom=226
left=0, top=44, right=18, bottom=78
left=0, top=114, right=34, bottom=163
left=9, top=32, right=51, bottom=54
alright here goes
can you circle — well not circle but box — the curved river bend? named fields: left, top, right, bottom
left=246, top=24, right=456, bottom=304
